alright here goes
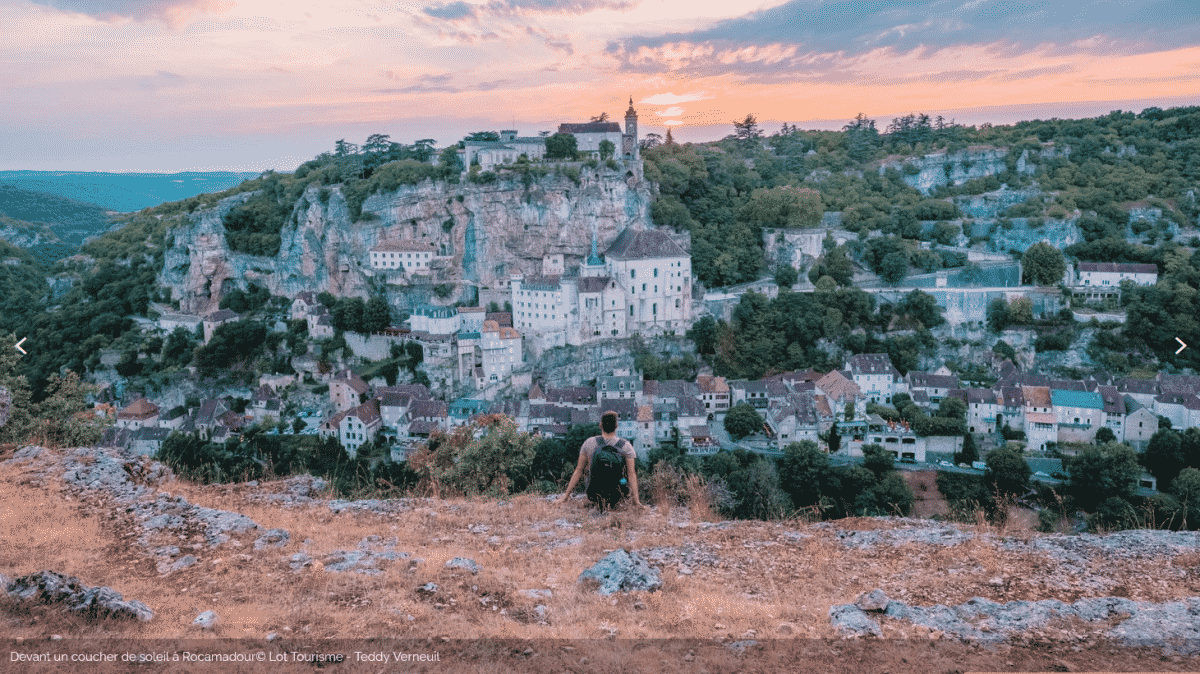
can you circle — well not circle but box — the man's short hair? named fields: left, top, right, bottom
left=600, top=411, right=618, bottom=434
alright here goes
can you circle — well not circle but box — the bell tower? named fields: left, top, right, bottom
left=623, top=96, right=638, bottom=160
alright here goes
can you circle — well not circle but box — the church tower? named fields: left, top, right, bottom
left=623, top=96, right=638, bottom=160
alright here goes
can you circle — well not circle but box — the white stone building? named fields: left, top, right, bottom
left=461, top=130, right=547, bottom=171
left=409, top=304, right=460, bottom=335
left=844, top=354, right=901, bottom=404
left=370, top=240, right=435, bottom=272
left=480, top=321, right=522, bottom=385
left=1074, top=262, right=1157, bottom=288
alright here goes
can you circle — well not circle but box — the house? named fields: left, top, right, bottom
left=839, top=415, right=930, bottom=463
left=1097, top=385, right=1126, bottom=438
left=598, top=374, right=643, bottom=402
left=479, top=321, right=521, bottom=386
left=409, top=304, right=460, bottom=335
left=1074, top=262, right=1157, bottom=289
left=1153, top=392, right=1200, bottom=430
left=1051, top=389, right=1103, bottom=444
left=905, top=371, right=959, bottom=404
left=965, top=388, right=1000, bottom=434
left=542, top=385, right=596, bottom=409
left=1123, top=398, right=1158, bottom=451
left=130, top=427, right=170, bottom=457
left=460, top=130, right=548, bottom=171
left=339, top=400, right=381, bottom=458
left=688, top=425, right=717, bottom=454
left=845, top=354, right=901, bottom=404
left=290, top=291, right=319, bottom=321
left=696, top=375, right=730, bottom=420
left=815, top=370, right=861, bottom=418
left=330, top=370, right=369, bottom=412
left=996, top=387, right=1025, bottom=432
left=1022, top=386, right=1057, bottom=452
left=770, top=393, right=823, bottom=447
left=202, top=309, right=241, bottom=343
left=195, top=399, right=229, bottom=440
left=729, top=380, right=770, bottom=410
left=115, top=398, right=160, bottom=430
left=1116, top=378, right=1159, bottom=408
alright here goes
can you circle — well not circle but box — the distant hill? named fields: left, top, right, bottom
left=0, top=183, right=113, bottom=245
left=0, top=170, right=260, bottom=214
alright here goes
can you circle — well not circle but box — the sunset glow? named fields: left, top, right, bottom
left=2, top=0, right=1198, bottom=170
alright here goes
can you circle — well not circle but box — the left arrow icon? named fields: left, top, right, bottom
left=14, top=337, right=26, bottom=355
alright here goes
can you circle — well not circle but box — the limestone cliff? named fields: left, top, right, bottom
left=880, top=145, right=1037, bottom=196
left=159, top=164, right=655, bottom=315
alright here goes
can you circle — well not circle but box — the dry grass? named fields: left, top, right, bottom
left=4, top=449, right=1200, bottom=672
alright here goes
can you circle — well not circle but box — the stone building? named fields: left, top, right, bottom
left=511, top=226, right=691, bottom=348
left=370, top=240, right=435, bottom=271
left=558, top=98, right=639, bottom=160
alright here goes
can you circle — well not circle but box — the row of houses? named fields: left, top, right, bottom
left=99, top=383, right=286, bottom=455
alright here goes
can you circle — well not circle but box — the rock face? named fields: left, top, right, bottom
left=159, top=164, right=654, bottom=315
left=4, top=570, right=154, bottom=622
left=881, top=146, right=1036, bottom=196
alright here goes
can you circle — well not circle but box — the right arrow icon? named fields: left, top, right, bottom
left=1177, top=337, right=1188, bottom=355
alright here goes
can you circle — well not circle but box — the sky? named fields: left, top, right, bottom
left=1, top=0, right=1199, bottom=172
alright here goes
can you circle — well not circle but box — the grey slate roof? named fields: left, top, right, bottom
left=604, top=228, right=688, bottom=260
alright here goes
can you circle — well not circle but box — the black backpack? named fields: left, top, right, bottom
left=586, top=436, right=630, bottom=512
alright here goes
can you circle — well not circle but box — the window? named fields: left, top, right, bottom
left=654, top=268, right=658, bottom=277
left=631, top=270, right=636, bottom=279
left=629, top=305, right=634, bottom=316
left=642, top=283, right=646, bottom=292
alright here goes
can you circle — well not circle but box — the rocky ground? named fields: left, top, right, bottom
left=2, top=443, right=1199, bottom=673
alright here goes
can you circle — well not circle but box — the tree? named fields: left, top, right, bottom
left=1094, top=427, right=1117, bottom=444
left=742, top=186, right=823, bottom=230
left=1067, top=442, right=1143, bottom=513
left=590, top=112, right=609, bottom=122
left=724, top=403, right=764, bottom=440
left=409, top=415, right=537, bottom=497
left=686, top=315, right=718, bottom=355
left=363, top=133, right=391, bottom=155
left=993, top=340, right=1017, bottom=362
left=545, top=132, right=577, bottom=159
left=879, top=251, right=909, bottom=284
left=828, top=422, right=841, bottom=453
left=842, top=113, right=880, bottom=162
left=862, top=444, right=894, bottom=480
left=364, top=297, right=391, bottom=333
left=984, top=446, right=1032, bottom=496
left=776, top=441, right=831, bottom=509
left=987, top=298, right=1011, bottom=332
left=955, top=432, right=979, bottom=465
left=1170, top=467, right=1200, bottom=529
left=844, top=401, right=855, bottom=422
left=1022, top=242, right=1066, bottom=285
left=872, top=472, right=915, bottom=516
left=639, top=133, right=662, bottom=150
left=665, top=128, right=676, bottom=145
left=439, top=146, right=464, bottom=174
left=774, top=265, right=798, bottom=288
left=465, top=131, right=500, bottom=142
left=1143, top=429, right=1185, bottom=487
left=938, top=396, right=967, bottom=420
left=732, top=114, right=762, bottom=142
left=896, top=289, right=945, bottom=329
left=598, top=139, right=615, bottom=161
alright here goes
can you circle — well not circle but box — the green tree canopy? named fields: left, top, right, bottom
left=985, top=446, right=1031, bottom=496
left=545, top=133, right=577, bottom=160
left=724, top=403, right=764, bottom=440
left=1022, top=242, right=1066, bottom=285
left=1066, top=442, right=1142, bottom=512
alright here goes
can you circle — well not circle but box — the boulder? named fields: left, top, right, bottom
left=829, top=604, right=881, bottom=638
left=254, top=529, right=290, bottom=550
left=855, top=589, right=890, bottom=612
left=578, top=549, right=662, bottom=596
left=444, top=557, right=481, bottom=575
left=193, top=610, right=218, bottom=629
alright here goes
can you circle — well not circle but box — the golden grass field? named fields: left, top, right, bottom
left=2, top=447, right=1199, bottom=673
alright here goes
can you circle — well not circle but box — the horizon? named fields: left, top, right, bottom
left=2, top=0, right=1199, bottom=173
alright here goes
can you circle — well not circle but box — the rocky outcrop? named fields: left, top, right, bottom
left=159, top=164, right=654, bottom=315
left=4, top=570, right=154, bottom=622
left=881, top=146, right=1036, bottom=196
